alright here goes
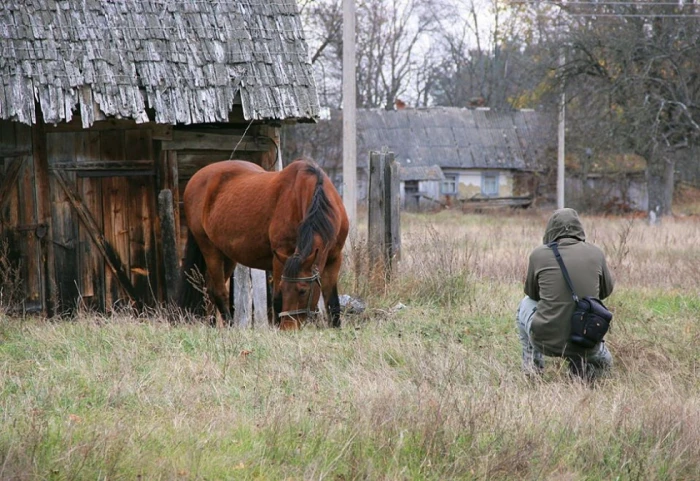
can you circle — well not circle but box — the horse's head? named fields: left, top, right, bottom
left=274, top=249, right=325, bottom=330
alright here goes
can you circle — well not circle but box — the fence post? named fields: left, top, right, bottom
left=384, top=152, right=401, bottom=280
left=368, top=149, right=400, bottom=287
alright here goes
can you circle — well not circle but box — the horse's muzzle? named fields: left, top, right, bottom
left=279, top=318, right=302, bottom=330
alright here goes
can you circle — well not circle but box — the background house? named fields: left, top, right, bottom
left=565, top=153, right=648, bottom=213
left=0, top=0, right=319, bottom=315
left=283, top=107, right=555, bottom=210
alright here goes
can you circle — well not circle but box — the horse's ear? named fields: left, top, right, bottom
left=273, top=250, right=289, bottom=265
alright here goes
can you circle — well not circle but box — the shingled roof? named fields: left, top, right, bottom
left=357, top=107, right=554, bottom=171
left=282, top=107, right=555, bottom=176
left=0, top=0, right=320, bottom=127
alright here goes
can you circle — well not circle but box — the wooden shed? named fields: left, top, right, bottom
left=0, top=0, right=320, bottom=316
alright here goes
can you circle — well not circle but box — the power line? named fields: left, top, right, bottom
left=569, top=13, right=700, bottom=17
left=509, top=1, right=700, bottom=18
left=510, top=1, right=698, bottom=6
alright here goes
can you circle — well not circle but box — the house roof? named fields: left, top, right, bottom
left=356, top=107, right=554, bottom=171
left=0, top=0, right=320, bottom=127
left=399, top=165, right=445, bottom=182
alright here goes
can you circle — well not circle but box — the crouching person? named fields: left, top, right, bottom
left=517, top=208, right=615, bottom=381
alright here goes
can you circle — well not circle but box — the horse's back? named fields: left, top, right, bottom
left=184, top=160, right=271, bottom=202
left=187, top=159, right=265, bottom=184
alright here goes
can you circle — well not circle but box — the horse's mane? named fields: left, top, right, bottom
left=283, top=163, right=335, bottom=277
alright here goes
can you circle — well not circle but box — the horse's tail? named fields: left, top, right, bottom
left=177, top=230, right=207, bottom=316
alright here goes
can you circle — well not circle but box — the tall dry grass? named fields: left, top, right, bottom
left=1, top=209, right=699, bottom=480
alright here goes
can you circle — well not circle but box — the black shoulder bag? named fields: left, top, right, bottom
left=548, top=242, right=613, bottom=349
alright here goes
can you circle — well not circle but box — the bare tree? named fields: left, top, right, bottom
left=299, top=0, right=442, bottom=109
left=298, top=0, right=344, bottom=107
left=355, top=0, right=441, bottom=109
left=427, top=0, right=562, bottom=110
left=560, top=0, right=700, bottom=217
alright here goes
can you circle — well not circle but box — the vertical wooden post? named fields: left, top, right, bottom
left=233, top=265, right=252, bottom=328
left=384, top=152, right=401, bottom=280
left=157, top=189, right=179, bottom=303
left=251, top=269, right=269, bottom=328
left=165, top=151, right=180, bottom=254
left=156, top=148, right=180, bottom=305
left=368, top=150, right=400, bottom=287
left=368, top=151, right=386, bottom=285
left=32, top=116, right=57, bottom=317
left=342, top=0, right=357, bottom=230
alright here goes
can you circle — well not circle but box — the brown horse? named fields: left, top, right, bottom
left=178, top=159, right=349, bottom=329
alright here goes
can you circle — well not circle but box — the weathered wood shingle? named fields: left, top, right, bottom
left=0, top=0, right=320, bottom=127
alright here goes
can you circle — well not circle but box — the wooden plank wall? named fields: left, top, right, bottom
left=0, top=120, right=42, bottom=312
left=2, top=117, right=281, bottom=320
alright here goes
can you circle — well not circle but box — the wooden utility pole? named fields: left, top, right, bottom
left=342, top=0, right=357, bottom=229
left=557, top=49, right=566, bottom=209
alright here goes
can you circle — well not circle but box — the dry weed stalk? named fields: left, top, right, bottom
left=0, top=238, right=24, bottom=312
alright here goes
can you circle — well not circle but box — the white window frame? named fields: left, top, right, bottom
left=441, top=174, right=458, bottom=195
left=481, top=172, right=499, bottom=197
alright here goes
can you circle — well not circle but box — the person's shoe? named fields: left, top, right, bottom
left=568, top=356, right=596, bottom=383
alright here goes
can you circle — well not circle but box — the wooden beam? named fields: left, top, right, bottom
left=161, top=130, right=272, bottom=152
left=44, top=118, right=168, bottom=134
left=50, top=160, right=154, bottom=171
left=52, top=169, right=141, bottom=306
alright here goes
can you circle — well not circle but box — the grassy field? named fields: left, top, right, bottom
left=1, top=209, right=700, bottom=480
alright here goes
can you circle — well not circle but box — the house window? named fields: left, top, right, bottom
left=441, top=174, right=458, bottom=195
left=481, top=172, right=499, bottom=197
left=404, top=180, right=419, bottom=195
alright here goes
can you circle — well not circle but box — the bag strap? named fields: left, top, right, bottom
left=547, top=241, right=579, bottom=303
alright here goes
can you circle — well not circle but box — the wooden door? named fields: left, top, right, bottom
left=46, top=128, right=159, bottom=313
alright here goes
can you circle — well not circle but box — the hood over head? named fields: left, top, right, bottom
left=543, top=208, right=586, bottom=244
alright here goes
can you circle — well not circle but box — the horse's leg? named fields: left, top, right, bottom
left=200, top=246, right=233, bottom=325
left=321, top=256, right=343, bottom=328
left=272, top=291, right=283, bottom=327
left=222, top=258, right=235, bottom=326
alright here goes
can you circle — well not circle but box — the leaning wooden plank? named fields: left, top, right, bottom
left=0, top=156, right=25, bottom=212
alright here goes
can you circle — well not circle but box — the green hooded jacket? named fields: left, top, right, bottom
left=524, top=208, right=615, bottom=357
